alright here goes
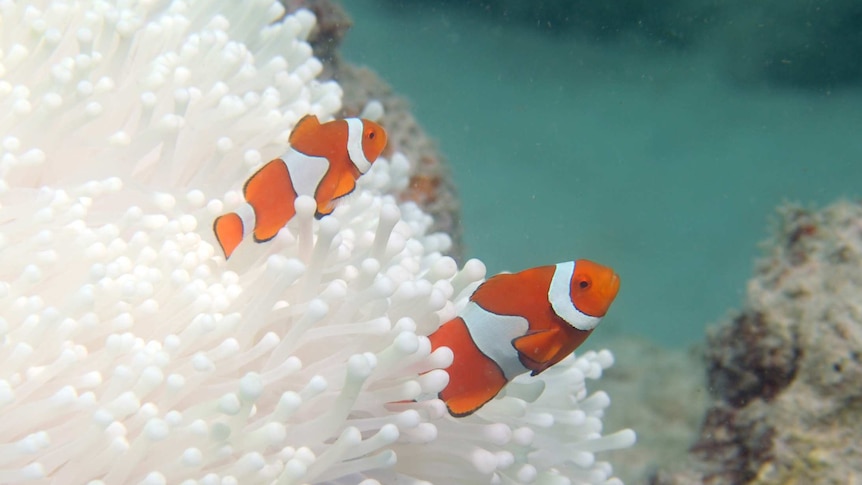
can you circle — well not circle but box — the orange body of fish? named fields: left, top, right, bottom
left=428, top=259, right=620, bottom=417
left=213, top=114, right=387, bottom=258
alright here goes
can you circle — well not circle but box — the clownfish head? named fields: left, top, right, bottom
left=361, top=119, right=388, bottom=164
left=569, top=259, right=620, bottom=318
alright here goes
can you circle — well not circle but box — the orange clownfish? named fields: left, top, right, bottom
left=213, top=115, right=388, bottom=258
left=429, top=259, right=620, bottom=417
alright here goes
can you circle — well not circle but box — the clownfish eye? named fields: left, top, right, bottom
left=368, top=131, right=376, bottom=139
left=577, top=277, right=591, bottom=290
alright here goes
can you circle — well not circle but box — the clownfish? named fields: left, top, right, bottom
left=213, top=114, right=388, bottom=258
left=429, top=259, right=620, bottom=417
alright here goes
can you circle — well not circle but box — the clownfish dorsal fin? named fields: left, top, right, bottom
left=288, top=114, right=322, bottom=145
left=512, top=329, right=564, bottom=371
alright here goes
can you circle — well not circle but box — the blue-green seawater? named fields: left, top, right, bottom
left=342, top=0, right=862, bottom=347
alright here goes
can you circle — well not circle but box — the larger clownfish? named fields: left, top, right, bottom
left=213, top=114, right=388, bottom=259
left=429, top=259, right=620, bottom=417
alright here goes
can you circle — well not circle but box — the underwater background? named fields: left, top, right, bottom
left=0, top=1, right=857, bottom=482
left=341, top=0, right=862, bottom=347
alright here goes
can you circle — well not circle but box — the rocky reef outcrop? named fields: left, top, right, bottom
left=653, top=200, right=862, bottom=484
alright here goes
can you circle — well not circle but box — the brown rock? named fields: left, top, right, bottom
left=653, top=200, right=862, bottom=485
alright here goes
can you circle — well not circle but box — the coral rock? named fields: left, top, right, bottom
left=653, top=200, right=862, bottom=485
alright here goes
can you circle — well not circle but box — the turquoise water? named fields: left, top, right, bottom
left=342, top=0, right=862, bottom=346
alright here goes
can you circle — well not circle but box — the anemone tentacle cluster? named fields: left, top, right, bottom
left=0, top=1, right=634, bottom=483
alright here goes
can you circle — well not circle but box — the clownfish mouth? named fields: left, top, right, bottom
left=606, top=272, right=621, bottom=301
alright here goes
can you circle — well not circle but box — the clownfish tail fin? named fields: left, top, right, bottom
left=213, top=212, right=244, bottom=259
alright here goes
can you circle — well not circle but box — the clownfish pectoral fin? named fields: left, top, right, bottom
left=314, top=173, right=357, bottom=219
left=314, top=196, right=336, bottom=219
left=314, top=197, right=335, bottom=219
left=213, top=212, right=244, bottom=259
left=331, top=173, right=358, bottom=201
left=314, top=206, right=333, bottom=219
left=512, top=329, right=565, bottom=375
left=288, top=114, right=322, bottom=145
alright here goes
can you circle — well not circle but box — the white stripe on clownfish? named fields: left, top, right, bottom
left=233, top=201, right=256, bottom=240
left=229, top=148, right=328, bottom=241
left=461, top=301, right=529, bottom=380
left=282, top=148, right=329, bottom=198
left=346, top=118, right=373, bottom=174
left=549, top=261, right=603, bottom=331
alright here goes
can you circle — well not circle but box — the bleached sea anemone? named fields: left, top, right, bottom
left=0, top=1, right=635, bottom=483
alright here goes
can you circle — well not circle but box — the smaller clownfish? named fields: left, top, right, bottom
left=213, top=114, right=388, bottom=258
left=429, top=259, right=620, bottom=417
